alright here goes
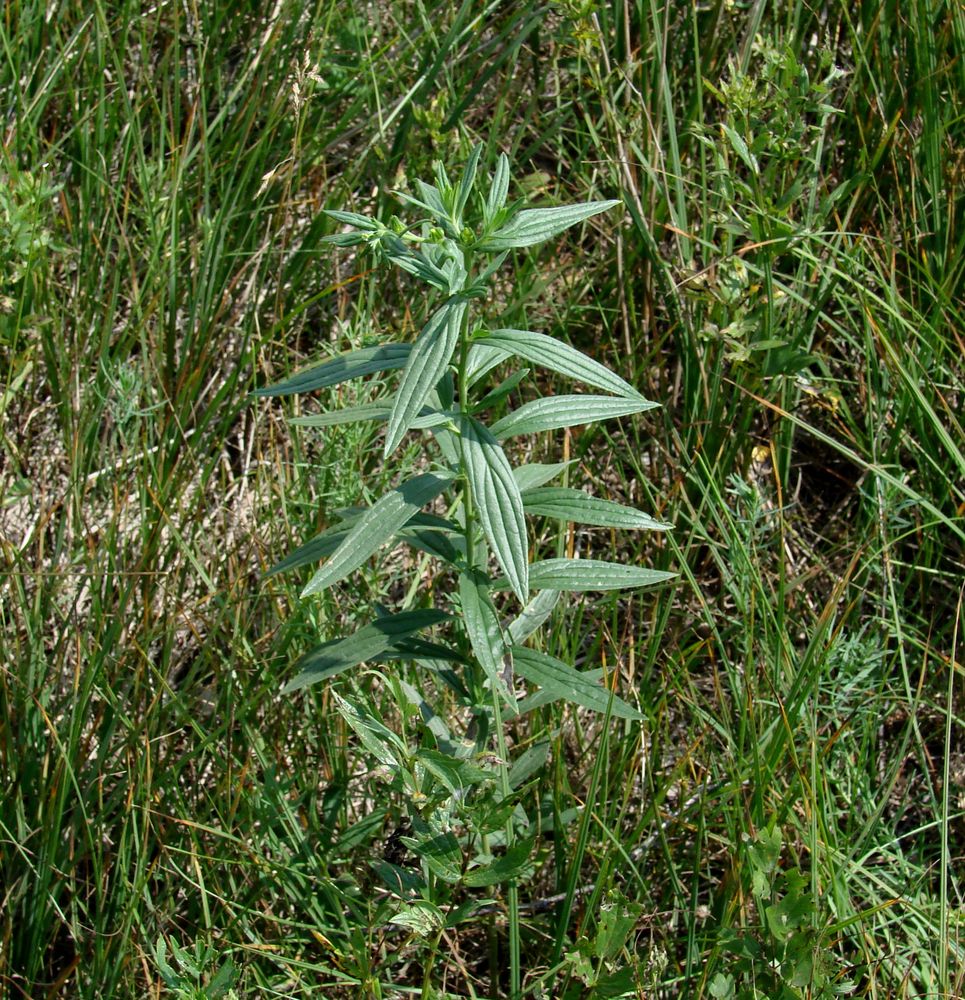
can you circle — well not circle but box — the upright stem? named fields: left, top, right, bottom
left=456, top=253, right=521, bottom=1000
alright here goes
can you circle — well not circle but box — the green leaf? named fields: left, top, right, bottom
left=459, top=416, right=529, bottom=601
left=465, top=343, right=507, bottom=386
left=291, top=402, right=448, bottom=430
left=268, top=512, right=457, bottom=578
left=479, top=328, right=643, bottom=398
left=521, top=488, right=671, bottom=531
left=322, top=209, right=380, bottom=231
left=406, top=828, right=463, bottom=883
left=517, top=668, right=604, bottom=715
left=383, top=239, right=452, bottom=292
left=332, top=692, right=408, bottom=767
left=523, top=558, right=677, bottom=592
left=512, top=461, right=573, bottom=491
left=253, top=344, right=411, bottom=397
left=302, top=473, right=453, bottom=596
left=459, top=570, right=516, bottom=714
left=507, top=588, right=561, bottom=645
left=473, top=367, right=530, bottom=411
left=388, top=901, right=445, bottom=935
left=491, top=395, right=658, bottom=440
left=283, top=609, right=450, bottom=693
left=416, top=749, right=492, bottom=795
left=486, top=153, right=510, bottom=222
left=511, top=647, right=642, bottom=720
left=463, top=839, right=535, bottom=887
left=454, top=143, right=482, bottom=224
left=385, top=298, right=467, bottom=456
left=477, top=199, right=621, bottom=250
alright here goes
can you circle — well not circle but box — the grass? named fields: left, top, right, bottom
left=1, top=0, right=963, bottom=996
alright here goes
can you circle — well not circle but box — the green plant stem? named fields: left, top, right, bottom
left=456, top=251, right=521, bottom=999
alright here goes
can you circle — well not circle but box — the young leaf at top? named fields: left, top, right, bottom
left=302, top=472, right=453, bottom=596
left=453, top=144, right=483, bottom=226
left=491, top=394, right=658, bottom=440
left=459, top=415, right=529, bottom=601
left=485, top=153, right=511, bottom=223
left=478, top=328, right=643, bottom=399
left=385, top=297, right=468, bottom=456
left=476, top=199, right=621, bottom=251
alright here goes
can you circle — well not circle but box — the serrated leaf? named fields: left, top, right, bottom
left=521, top=487, right=671, bottom=531
left=302, top=473, right=453, bottom=596
left=491, top=395, right=658, bottom=440
left=479, top=328, right=642, bottom=398
left=512, top=461, right=574, bottom=491
left=283, top=609, right=450, bottom=693
left=463, top=839, right=534, bottom=887
left=477, top=199, right=621, bottom=250
left=460, top=570, right=516, bottom=714
left=253, top=344, right=411, bottom=397
left=459, top=416, right=529, bottom=601
left=511, top=647, right=642, bottom=720
left=385, top=298, right=467, bottom=456
left=516, top=558, right=677, bottom=592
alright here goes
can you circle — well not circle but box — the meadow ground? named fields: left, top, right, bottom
left=1, top=2, right=963, bottom=996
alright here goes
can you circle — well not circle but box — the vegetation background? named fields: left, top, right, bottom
left=1, top=0, right=963, bottom=996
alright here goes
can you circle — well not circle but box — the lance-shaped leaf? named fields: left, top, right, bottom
left=521, top=487, right=672, bottom=531
left=479, top=328, right=643, bottom=399
left=453, top=143, right=483, bottom=225
left=507, top=589, right=561, bottom=645
left=291, top=403, right=448, bottom=430
left=491, top=394, right=658, bottom=440
left=322, top=209, right=381, bottom=231
left=383, top=237, right=452, bottom=291
left=253, top=344, right=412, bottom=397
left=477, top=199, right=621, bottom=251
left=302, top=472, right=453, bottom=596
left=463, top=838, right=535, bottom=887
left=509, top=558, right=677, bottom=592
left=460, top=570, right=517, bottom=714
left=283, top=609, right=450, bottom=693
left=511, top=646, right=643, bottom=720
left=459, top=415, right=529, bottom=601
left=267, top=512, right=459, bottom=578
left=486, top=153, right=511, bottom=222
left=512, top=461, right=573, bottom=491
left=385, top=298, right=467, bottom=456
left=332, top=692, right=408, bottom=767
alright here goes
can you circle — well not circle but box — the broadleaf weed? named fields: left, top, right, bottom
left=257, top=147, right=675, bottom=996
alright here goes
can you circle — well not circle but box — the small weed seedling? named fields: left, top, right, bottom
left=256, top=147, right=674, bottom=996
